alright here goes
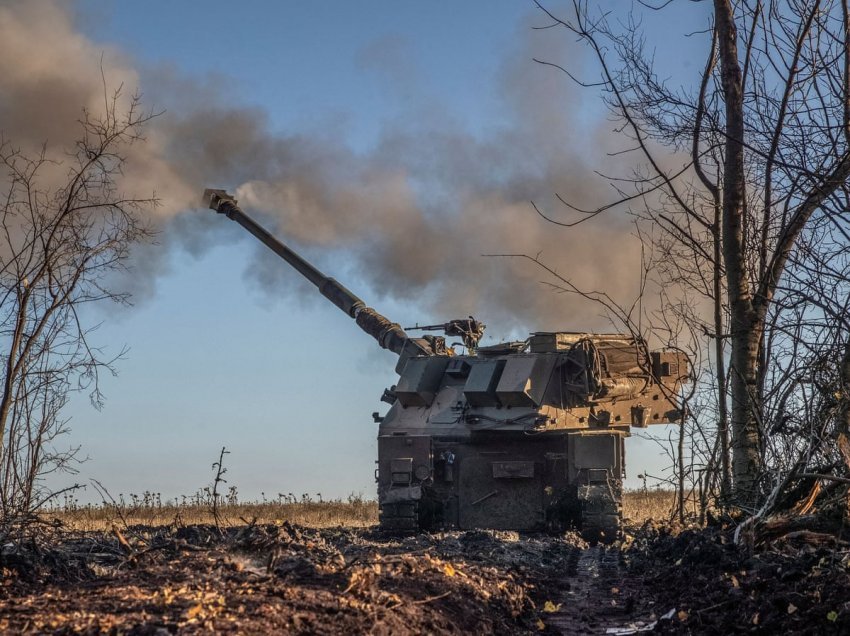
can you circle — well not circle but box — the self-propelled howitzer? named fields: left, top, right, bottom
left=203, top=188, right=688, bottom=540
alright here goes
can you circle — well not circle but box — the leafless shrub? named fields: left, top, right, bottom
left=0, top=88, right=157, bottom=525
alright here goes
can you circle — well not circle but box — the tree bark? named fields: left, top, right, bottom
left=714, top=0, right=763, bottom=502
left=837, top=337, right=850, bottom=471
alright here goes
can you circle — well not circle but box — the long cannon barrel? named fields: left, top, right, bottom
left=203, top=189, right=431, bottom=358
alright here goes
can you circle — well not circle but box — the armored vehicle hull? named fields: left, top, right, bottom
left=377, top=336, right=686, bottom=540
left=203, top=189, right=688, bottom=541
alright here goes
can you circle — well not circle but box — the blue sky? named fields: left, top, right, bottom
left=13, top=0, right=713, bottom=504
left=78, top=1, right=528, bottom=147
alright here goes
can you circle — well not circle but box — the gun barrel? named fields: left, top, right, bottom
left=204, top=189, right=364, bottom=316
left=203, top=189, right=425, bottom=358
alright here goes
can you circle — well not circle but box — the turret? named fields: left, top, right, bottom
left=202, top=189, right=478, bottom=365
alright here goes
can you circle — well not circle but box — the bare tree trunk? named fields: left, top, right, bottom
left=729, top=321, right=763, bottom=501
left=0, top=291, right=29, bottom=455
left=838, top=337, right=850, bottom=471
left=714, top=0, right=763, bottom=503
left=692, top=24, right=732, bottom=503
left=678, top=416, right=686, bottom=524
left=713, top=211, right=732, bottom=499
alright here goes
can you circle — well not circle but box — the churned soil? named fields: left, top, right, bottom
left=2, top=519, right=850, bottom=634
left=0, top=522, right=582, bottom=634
left=618, top=520, right=850, bottom=634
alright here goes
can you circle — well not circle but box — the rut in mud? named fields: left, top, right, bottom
left=545, top=546, right=629, bottom=635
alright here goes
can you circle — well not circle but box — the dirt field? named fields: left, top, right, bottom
left=4, top=494, right=848, bottom=634
left=2, top=522, right=580, bottom=634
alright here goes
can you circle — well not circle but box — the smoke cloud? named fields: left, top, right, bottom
left=0, top=1, right=649, bottom=336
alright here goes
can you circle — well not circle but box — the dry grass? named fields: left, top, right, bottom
left=52, top=497, right=377, bottom=532
left=623, top=489, right=677, bottom=523
left=52, top=490, right=675, bottom=531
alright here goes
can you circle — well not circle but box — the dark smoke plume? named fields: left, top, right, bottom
left=0, top=1, right=648, bottom=335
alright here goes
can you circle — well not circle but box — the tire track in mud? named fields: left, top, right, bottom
left=546, top=545, right=632, bottom=635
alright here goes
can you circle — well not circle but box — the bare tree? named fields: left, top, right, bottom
left=534, top=0, right=850, bottom=507
left=0, top=89, right=157, bottom=519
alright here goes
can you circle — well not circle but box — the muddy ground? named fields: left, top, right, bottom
left=1, top=520, right=849, bottom=634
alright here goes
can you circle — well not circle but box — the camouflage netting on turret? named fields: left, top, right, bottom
left=566, top=337, right=652, bottom=400
left=591, top=338, right=651, bottom=378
